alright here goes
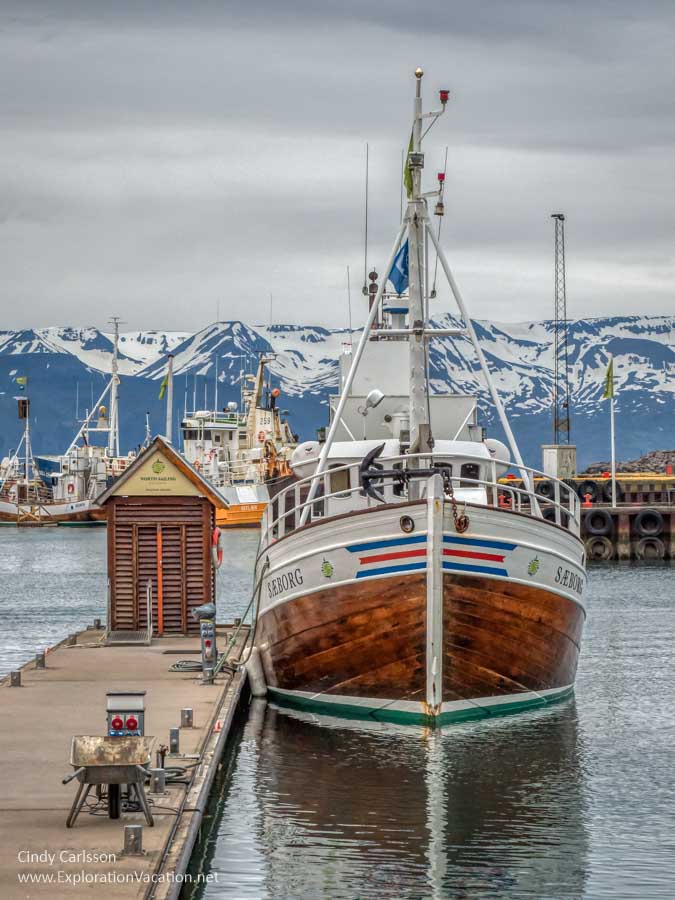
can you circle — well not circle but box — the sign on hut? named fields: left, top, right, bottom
left=98, top=437, right=227, bottom=636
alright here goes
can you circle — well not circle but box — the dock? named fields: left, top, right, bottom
left=0, top=625, right=249, bottom=898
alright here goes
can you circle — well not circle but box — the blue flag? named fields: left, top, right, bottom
left=388, top=240, right=409, bottom=295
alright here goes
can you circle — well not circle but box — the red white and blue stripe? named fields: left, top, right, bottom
left=442, top=535, right=515, bottom=577
left=346, top=535, right=427, bottom=578
left=346, top=534, right=517, bottom=580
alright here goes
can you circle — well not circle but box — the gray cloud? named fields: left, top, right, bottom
left=0, top=0, right=673, bottom=330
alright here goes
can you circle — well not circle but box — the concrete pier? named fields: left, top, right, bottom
left=0, top=625, right=248, bottom=898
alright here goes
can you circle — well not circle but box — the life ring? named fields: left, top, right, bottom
left=67, top=483, right=74, bottom=495
left=584, top=508, right=613, bottom=537
left=634, top=508, right=663, bottom=538
left=257, top=430, right=266, bottom=442
left=194, top=460, right=201, bottom=472
left=211, top=527, right=223, bottom=569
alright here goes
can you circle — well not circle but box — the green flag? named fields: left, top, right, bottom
left=158, top=374, right=168, bottom=400
left=601, top=358, right=614, bottom=400
left=403, top=131, right=414, bottom=199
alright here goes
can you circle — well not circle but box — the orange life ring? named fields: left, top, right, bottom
left=257, top=430, right=266, bottom=442
left=211, top=526, right=223, bottom=569
left=67, top=483, right=74, bottom=494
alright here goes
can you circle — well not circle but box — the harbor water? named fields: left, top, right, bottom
left=1, top=530, right=674, bottom=899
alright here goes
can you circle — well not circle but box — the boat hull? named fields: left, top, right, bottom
left=255, top=501, right=586, bottom=726
left=0, top=498, right=105, bottom=525
left=216, top=502, right=267, bottom=528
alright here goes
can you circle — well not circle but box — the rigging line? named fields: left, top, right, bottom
left=431, top=146, right=449, bottom=298
left=415, top=217, right=433, bottom=434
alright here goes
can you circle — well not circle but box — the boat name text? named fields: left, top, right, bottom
left=555, top=566, right=584, bottom=595
left=268, top=568, right=304, bottom=599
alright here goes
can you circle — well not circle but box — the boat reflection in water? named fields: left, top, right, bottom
left=190, top=698, right=588, bottom=900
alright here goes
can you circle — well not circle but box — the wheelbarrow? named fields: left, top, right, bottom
left=62, top=735, right=155, bottom=828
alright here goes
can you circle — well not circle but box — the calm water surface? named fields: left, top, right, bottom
left=1, top=532, right=673, bottom=898
left=190, top=562, right=675, bottom=900
left=0, top=527, right=257, bottom=674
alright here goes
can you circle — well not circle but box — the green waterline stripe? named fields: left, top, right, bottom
left=267, top=685, right=575, bottom=728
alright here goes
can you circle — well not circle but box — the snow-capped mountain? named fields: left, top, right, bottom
left=0, top=315, right=672, bottom=470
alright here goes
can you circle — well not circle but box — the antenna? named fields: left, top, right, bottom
left=551, top=213, right=571, bottom=444
left=430, top=146, right=448, bottom=299
left=346, top=265, right=353, bottom=346
left=362, top=143, right=369, bottom=298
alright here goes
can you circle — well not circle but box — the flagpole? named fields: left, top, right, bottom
left=610, top=381, right=616, bottom=508
left=165, top=354, right=174, bottom=444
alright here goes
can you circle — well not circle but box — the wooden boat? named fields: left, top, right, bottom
left=252, top=69, right=587, bottom=728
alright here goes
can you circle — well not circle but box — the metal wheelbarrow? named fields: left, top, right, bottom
left=62, top=735, right=155, bottom=828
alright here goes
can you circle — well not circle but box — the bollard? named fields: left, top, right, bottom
left=233, top=617, right=242, bottom=628
left=66, top=634, right=77, bottom=647
left=149, top=769, right=166, bottom=794
left=10, top=671, right=21, bottom=687
left=582, top=492, right=593, bottom=509
left=169, top=727, right=180, bottom=755
left=94, top=617, right=101, bottom=630
left=156, top=745, right=167, bottom=769
left=35, top=652, right=46, bottom=670
left=180, top=708, right=194, bottom=728
left=123, top=825, right=144, bottom=855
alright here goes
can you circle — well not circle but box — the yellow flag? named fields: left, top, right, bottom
left=158, top=375, right=168, bottom=400
left=601, top=358, right=614, bottom=400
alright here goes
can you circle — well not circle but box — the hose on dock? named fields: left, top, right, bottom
left=167, top=558, right=269, bottom=676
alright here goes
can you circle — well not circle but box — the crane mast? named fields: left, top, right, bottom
left=551, top=213, right=571, bottom=443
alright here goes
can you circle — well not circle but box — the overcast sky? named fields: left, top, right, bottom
left=1, top=0, right=674, bottom=332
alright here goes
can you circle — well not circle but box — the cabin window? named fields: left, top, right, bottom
left=460, top=463, right=480, bottom=487
left=213, top=433, right=222, bottom=444
left=328, top=465, right=351, bottom=497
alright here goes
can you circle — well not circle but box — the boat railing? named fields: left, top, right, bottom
left=260, top=452, right=580, bottom=550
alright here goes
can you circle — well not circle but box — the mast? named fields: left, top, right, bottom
left=107, top=316, right=121, bottom=456
left=407, top=68, right=430, bottom=454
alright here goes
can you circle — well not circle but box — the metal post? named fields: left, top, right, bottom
left=35, top=652, right=45, bottom=669
left=10, top=671, right=21, bottom=687
left=123, top=825, right=143, bottom=855
left=180, top=708, right=193, bottom=728
left=426, top=474, right=444, bottom=712
left=149, top=769, right=166, bottom=793
left=169, top=728, right=179, bottom=755
left=408, top=69, right=428, bottom=454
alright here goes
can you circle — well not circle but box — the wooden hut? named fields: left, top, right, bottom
left=98, top=437, right=227, bottom=636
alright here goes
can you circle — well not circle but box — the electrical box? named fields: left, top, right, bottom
left=107, top=690, right=146, bottom=737
left=541, top=445, right=577, bottom=480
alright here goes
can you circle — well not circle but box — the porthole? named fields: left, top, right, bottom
left=400, top=515, right=415, bottom=534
